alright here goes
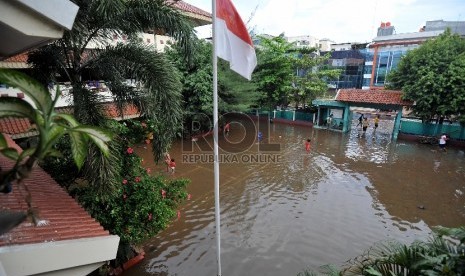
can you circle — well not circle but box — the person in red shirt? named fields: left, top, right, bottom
left=305, top=138, right=311, bottom=152
left=224, top=122, right=230, bottom=136
left=169, top=158, right=176, bottom=174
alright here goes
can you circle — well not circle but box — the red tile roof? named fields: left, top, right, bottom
left=0, top=135, right=110, bottom=246
left=0, top=102, right=140, bottom=140
left=0, top=117, right=38, bottom=139
left=336, top=89, right=413, bottom=106
left=167, top=0, right=211, bottom=18
left=3, top=54, right=28, bottom=63
left=104, top=103, right=140, bottom=119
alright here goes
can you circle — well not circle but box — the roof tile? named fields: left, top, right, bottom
left=3, top=53, right=28, bottom=63
left=336, top=89, right=413, bottom=106
left=0, top=137, right=111, bottom=246
left=0, top=117, right=34, bottom=135
left=167, top=0, right=211, bottom=18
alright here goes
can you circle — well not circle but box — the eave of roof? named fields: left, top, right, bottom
left=0, top=154, right=112, bottom=246
left=336, top=89, right=413, bottom=106
left=167, top=0, right=212, bottom=26
left=0, top=134, right=119, bottom=274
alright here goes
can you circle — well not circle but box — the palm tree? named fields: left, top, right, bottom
left=27, top=0, right=196, bottom=194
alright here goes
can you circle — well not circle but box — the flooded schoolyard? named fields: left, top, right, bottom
left=125, top=117, right=465, bottom=276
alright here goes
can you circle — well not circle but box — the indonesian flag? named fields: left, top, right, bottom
left=215, top=0, right=257, bottom=80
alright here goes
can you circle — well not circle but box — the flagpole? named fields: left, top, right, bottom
left=211, top=0, right=222, bottom=275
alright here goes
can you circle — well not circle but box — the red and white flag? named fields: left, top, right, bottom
left=215, top=0, right=257, bottom=80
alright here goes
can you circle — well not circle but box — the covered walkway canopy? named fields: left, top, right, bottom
left=312, top=89, right=413, bottom=139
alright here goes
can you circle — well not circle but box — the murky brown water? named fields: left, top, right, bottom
left=125, top=118, right=465, bottom=276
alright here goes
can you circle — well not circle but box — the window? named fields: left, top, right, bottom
left=363, top=65, right=372, bottom=74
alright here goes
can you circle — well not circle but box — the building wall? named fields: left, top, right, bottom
left=286, top=35, right=320, bottom=48
left=362, top=44, right=417, bottom=89
left=363, top=20, right=465, bottom=89
left=319, top=39, right=334, bottom=51
left=330, top=43, right=353, bottom=51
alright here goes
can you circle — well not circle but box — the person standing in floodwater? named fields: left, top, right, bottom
left=258, top=131, right=263, bottom=143
left=305, top=139, right=311, bottom=152
left=224, top=122, right=230, bottom=136
left=357, top=113, right=364, bottom=127
left=169, top=158, right=176, bottom=174
left=362, top=117, right=369, bottom=134
left=327, top=113, right=333, bottom=128
left=373, top=115, right=380, bottom=130
left=439, top=133, right=448, bottom=152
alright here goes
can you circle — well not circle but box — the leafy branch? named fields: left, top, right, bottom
left=0, top=69, right=113, bottom=229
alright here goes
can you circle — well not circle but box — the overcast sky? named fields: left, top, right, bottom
left=186, top=0, right=464, bottom=43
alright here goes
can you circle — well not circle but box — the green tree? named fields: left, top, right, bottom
left=165, top=39, right=258, bottom=136
left=166, top=39, right=213, bottom=116
left=291, top=48, right=340, bottom=108
left=28, top=0, right=194, bottom=162
left=387, top=30, right=465, bottom=124
left=253, top=35, right=294, bottom=110
left=218, top=58, right=259, bottom=112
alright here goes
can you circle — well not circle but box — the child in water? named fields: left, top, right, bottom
left=169, top=158, right=176, bottom=174
left=305, top=138, right=311, bottom=152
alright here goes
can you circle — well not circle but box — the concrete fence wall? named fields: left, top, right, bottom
left=400, top=119, right=465, bottom=140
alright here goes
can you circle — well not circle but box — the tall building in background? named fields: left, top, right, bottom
left=362, top=20, right=465, bottom=89
left=323, top=43, right=368, bottom=89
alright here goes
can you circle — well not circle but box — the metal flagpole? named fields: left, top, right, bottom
left=211, top=0, right=222, bottom=275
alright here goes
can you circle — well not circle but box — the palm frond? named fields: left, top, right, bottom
left=90, top=43, right=183, bottom=162
left=82, top=141, right=122, bottom=198
left=124, top=0, right=195, bottom=61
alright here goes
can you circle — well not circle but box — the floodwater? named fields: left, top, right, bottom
left=125, top=117, right=465, bottom=276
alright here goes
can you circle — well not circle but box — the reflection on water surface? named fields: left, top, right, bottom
left=124, top=119, right=465, bottom=276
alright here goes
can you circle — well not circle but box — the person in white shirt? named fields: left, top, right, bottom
left=439, top=133, right=448, bottom=151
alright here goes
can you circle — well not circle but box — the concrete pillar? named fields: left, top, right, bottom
left=342, top=104, right=351, bottom=133
left=317, top=107, right=321, bottom=126
left=273, top=110, right=276, bottom=119
left=392, top=109, right=403, bottom=140
left=292, top=111, right=296, bottom=121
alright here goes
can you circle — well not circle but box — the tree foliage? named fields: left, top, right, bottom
left=165, top=39, right=259, bottom=136
left=28, top=0, right=194, bottom=159
left=218, top=58, right=259, bottom=112
left=253, top=35, right=294, bottom=109
left=253, top=35, right=338, bottom=110
left=0, top=69, right=112, bottom=188
left=387, top=30, right=465, bottom=124
left=27, top=0, right=195, bottom=194
left=290, top=48, right=340, bottom=108
left=166, top=39, right=213, bottom=116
